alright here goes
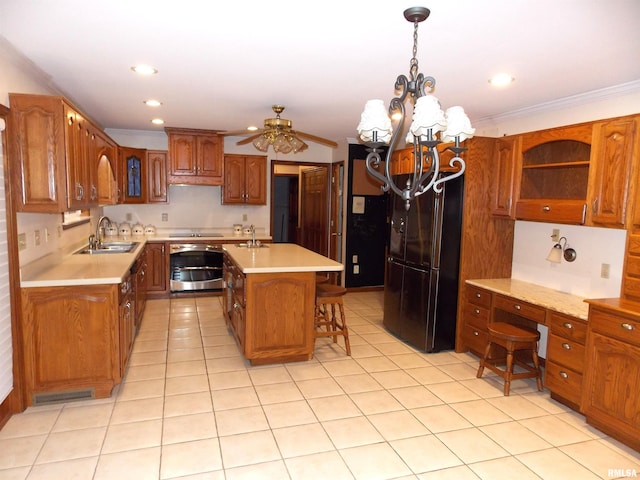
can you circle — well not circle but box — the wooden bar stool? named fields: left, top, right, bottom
left=476, top=322, right=543, bottom=396
left=315, top=284, right=351, bottom=355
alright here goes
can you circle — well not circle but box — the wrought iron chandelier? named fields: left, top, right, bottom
left=357, top=6, right=475, bottom=210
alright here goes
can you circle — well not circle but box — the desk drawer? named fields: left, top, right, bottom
left=494, top=294, right=546, bottom=324
left=462, top=323, right=488, bottom=354
left=589, top=308, right=640, bottom=346
left=545, top=360, right=583, bottom=406
left=548, top=311, right=587, bottom=343
left=547, top=332, right=586, bottom=372
left=466, top=285, right=492, bottom=309
left=465, top=303, right=490, bottom=329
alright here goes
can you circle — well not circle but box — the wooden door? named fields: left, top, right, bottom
left=329, top=163, right=343, bottom=282
left=120, top=146, right=147, bottom=204
left=588, top=117, right=637, bottom=228
left=300, top=167, right=329, bottom=256
left=197, top=134, right=223, bottom=181
left=491, top=136, right=519, bottom=217
left=245, top=155, right=267, bottom=205
left=147, top=150, right=168, bottom=203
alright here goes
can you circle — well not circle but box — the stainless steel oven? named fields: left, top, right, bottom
left=169, top=244, right=223, bottom=292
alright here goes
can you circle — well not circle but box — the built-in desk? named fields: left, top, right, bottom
left=463, top=278, right=588, bottom=410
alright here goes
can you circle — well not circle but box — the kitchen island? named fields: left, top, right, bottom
left=222, top=243, right=343, bottom=365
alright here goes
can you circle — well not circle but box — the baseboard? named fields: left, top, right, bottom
left=0, top=389, right=18, bottom=430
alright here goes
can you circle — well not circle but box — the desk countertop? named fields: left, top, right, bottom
left=466, top=278, right=589, bottom=320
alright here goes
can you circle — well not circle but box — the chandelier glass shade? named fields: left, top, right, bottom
left=357, top=6, right=475, bottom=210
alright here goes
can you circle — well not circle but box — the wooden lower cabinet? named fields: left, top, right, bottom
left=21, top=284, right=121, bottom=405
left=583, top=300, right=640, bottom=452
left=223, top=257, right=316, bottom=365
left=545, top=311, right=587, bottom=410
left=461, top=285, right=492, bottom=355
left=145, top=242, right=168, bottom=296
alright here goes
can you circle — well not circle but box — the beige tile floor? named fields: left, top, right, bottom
left=1, top=291, right=639, bottom=480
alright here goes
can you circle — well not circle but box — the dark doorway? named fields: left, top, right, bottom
left=273, top=176, right=298, bottom=243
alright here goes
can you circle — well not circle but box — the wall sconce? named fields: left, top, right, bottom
left=546, top=236, right=577, bottom=263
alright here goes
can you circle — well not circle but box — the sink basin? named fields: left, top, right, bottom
left=235, top=243, right=269, bottom=248
left=75, top=241, right=139, bottom=255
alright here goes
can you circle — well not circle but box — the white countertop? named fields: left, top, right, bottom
left=20, top=239, right=147, bottom=288
left=224, top=243, right=343, bottom=274
left=467, top=278, right=589, bottom=320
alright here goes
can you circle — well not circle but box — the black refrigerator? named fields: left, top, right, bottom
left=383, top=174, right=464, bottom=352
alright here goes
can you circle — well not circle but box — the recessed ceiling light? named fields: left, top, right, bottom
left=144, top=99, right=162, bottom=107
left=489, top=73, right=515, bottom=87
left=247, top=126, right=259, bottom=131
left=151, top=118, right=164, bottom=125
left=131, top=64, right=158, bottom=75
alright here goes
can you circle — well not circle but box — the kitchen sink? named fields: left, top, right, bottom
left=234, top=243, right=269, bottom=248
left=75, top=241, right=139, bottom=255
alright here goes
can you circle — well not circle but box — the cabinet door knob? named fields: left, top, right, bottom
left=474, top=308, right=480, bottom=315
left=475, top=293, right=481, bottom=298
left=562, top=322, right=573, bottom=329
left=514, top=304, right=521, bottom=310
left=559, top=371, right=569, bottom=379
left=472, top=330, right=479, bottom=336
left=621, top=323, right=635, bottom=331
left=542, top=205, right=551, bottom=212
left=562, top=343, right=571, bottom=350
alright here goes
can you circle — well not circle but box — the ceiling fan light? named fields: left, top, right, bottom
left=290, top=136, right=308, bottom=153
left=253, top=135, right=270, bottom=152
left=274, top=134, right=293, bottom=154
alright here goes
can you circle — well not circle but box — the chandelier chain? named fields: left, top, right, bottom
left=409, top=20, right=420, bottom=82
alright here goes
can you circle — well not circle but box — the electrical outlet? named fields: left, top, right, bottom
left=243, top=214, right=248, bottom=221
left=126, top=213, right=132, bottom=221
left=551, top=229, right=560, bottom=242
left=18, top=233, right=26, bottom=250
left=34, top=230, right=41, bottom=246
left=161, top=213, right=168, bottom=222
left=353, top=265, right=360, bottom=274
left=352, top=255, right=358, bottom=263
left=601, top=263, right=610, bottom=279
left=44, top=228, right=50, bottom=243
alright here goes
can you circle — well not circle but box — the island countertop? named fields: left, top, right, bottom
left=223, top=243, right=343, bottom=274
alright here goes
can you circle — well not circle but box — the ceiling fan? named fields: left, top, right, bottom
left=222, top=105, right=338, bottom=154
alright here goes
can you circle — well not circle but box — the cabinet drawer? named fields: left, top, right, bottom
left=590, top=309, right=640, bottom=345
left=545, top=360, right=583, bottom=406
left=466, top=285, right=492, bottom=309
left=515, top=200, right=586, bottom=224
left=464, top=303, right=490, bottom=329
left=462, top=323, right=488, bottom=354
left=494, top=294, right=547, bottom=324
left=548, top=311, right=587, bottom=343
left=625, top=255, right=640, bottom=277
left=547, top=332, right=586, bottom=372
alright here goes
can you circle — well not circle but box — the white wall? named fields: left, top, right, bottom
left=103, top=129, right=337, bottom=234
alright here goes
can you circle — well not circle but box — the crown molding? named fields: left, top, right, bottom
left=474, top=80, right=640, bottom=127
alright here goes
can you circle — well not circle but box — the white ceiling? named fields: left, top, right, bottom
left=1, top=0, right=639, bottom=147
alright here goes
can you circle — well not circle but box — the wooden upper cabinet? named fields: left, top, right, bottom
left=491, top=136, right=519, bottom=217
left=147, top=150, right=168, bottom=203
left=514, top=123, right=593, bottom=225
left=586, top=116, right=638, bottom=228
left=9, top=93, right=108, bottom=212
left=120, top=146, right=147, bottom=204
left=166, top=127, right=223, bottom=185
left=222, top=154, right=267, bottom=205
left=95, top=130, right=119, bottom=206
left=9, top=94, right=71, bottom=212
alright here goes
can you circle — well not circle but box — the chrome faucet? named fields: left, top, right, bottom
left=95, top=216, right=112, bottom=249
left=250, top=224, right=256, bottom=247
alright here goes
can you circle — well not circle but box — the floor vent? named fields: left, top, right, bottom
left=33, top=388, right=95, bottom=406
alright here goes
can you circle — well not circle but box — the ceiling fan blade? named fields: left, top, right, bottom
left=221, top=128, right=264, bottom=137
left=236, top=133, right=262, bottom=145
left=292, top=130, right=338, bottom=148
